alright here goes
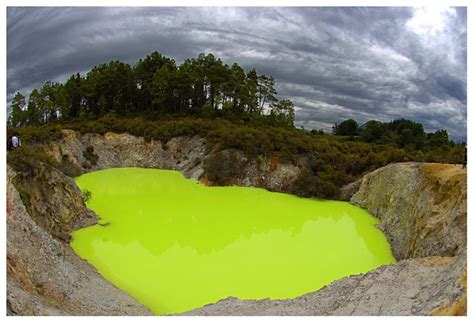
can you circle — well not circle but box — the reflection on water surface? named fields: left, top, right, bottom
left=71, top=168, right=395, bottom=314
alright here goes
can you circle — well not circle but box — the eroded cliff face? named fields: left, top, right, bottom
left=7, top=167, right=153, bottom=315
left=351, top=162, right=467, bottom=260
left=42, top=129, right=302, bottom=191
left=7, top=131, right=467, bottom=316
left=44, top=129, right=208, bottom=180
left=10, top=159, right=97, bottom=242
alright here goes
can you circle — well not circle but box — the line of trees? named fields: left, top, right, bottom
left=8, top=52, right=295, bottom=128
left=8, top=50, right=463, bottom=154
left=332, top=118, right=462, bottom=150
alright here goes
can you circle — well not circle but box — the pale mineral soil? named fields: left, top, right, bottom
left=182, top=253, right=466, bottom=316
left=6, top=130, right=468, bottom=316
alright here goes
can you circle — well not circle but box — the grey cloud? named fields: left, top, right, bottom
left=7, top=6, right=467, bottom=141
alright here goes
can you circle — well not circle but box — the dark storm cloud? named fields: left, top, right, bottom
left=7, top=6, right=467, bottom=140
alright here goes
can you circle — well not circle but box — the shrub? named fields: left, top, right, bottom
left=7, top=146, right=56, bottom=177
left=204, top=150, right=247, bottom=185
left=82, top=189, right=92, bottom=202
left=81, top=161, right=92, bottom=169
left=291, top=171, right=338, bottom=199
left=83, top=146, right=99, bottom=165
left=7, top=113, right=465, bottom=199
left=12, top=124, right=63, bottom=144
left=58, top=154, right=82, bottom=177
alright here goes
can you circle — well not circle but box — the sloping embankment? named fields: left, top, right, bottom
left=7, top=166, right=153, bottom=315
left=352, top=162, right=466, bottom=260
left=7, top=130, right=467, bottom=315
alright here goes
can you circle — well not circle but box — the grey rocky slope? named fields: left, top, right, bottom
left=183, top=251, right=466, bottom=316
left=7, top=130, right=467, bottom=315
left=42, top=129, right=301, bottom=190
left=7, top=167, right=152, bottom=315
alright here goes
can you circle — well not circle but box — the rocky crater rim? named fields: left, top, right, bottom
left=7, top=129, right=467, bottom=315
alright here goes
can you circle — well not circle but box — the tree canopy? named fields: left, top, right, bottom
left=8, top=51, right=295, bottom=129
left=335, top=118, right=459, bottom=151
left=332, top=119, right=359, bottom=136
left=8, top=50, right=461, bottom=154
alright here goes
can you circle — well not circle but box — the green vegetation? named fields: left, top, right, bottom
left=332, top=119, right=359, bottom=136
left=7, top=145, right=56, bottom=177
left=7, top=51, right=466, bottom=200
left=81, top=189, right=92, bottom=203
left=204, top=150, right=247, bottom=185
left=334, top=118, right=461, bottom=151
left=11, top=113, right=464, bottom=200
left=83, top=146, right=99, bottom=166
left=8, top=51, right=295, bottom=129
left=291, top=170, right=337, bottom=199
left=59, top=154, right=82, bottom=177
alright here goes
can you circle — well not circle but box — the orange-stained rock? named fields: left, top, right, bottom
left=351, top=162, right=466, bottom=260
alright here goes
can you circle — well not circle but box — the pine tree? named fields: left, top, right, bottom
left=8, top=92, right=26, bottom=127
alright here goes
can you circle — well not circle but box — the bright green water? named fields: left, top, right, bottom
left=71, top=168, right=395, bottom=315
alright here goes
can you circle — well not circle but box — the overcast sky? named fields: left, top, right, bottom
left=7, top=7, right=467, bottom=140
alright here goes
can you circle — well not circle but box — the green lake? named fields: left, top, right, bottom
left=70, top=168, right=396, bottom=315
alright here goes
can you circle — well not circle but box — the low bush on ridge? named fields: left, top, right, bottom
left=8, top=113, right=466, bottom=200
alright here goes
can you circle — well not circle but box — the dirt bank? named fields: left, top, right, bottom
left=352, top=162, right=466, bottom=260
left=183, top=251, right=466, bottom=315
left=7, top=167, right=152, bottom=315
left=7, top=130, right=467, bottom=315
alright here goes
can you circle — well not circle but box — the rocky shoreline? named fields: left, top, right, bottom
left=6, top=130, right=467, bottom=315
left=183, top=162, right=467, bottom=315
